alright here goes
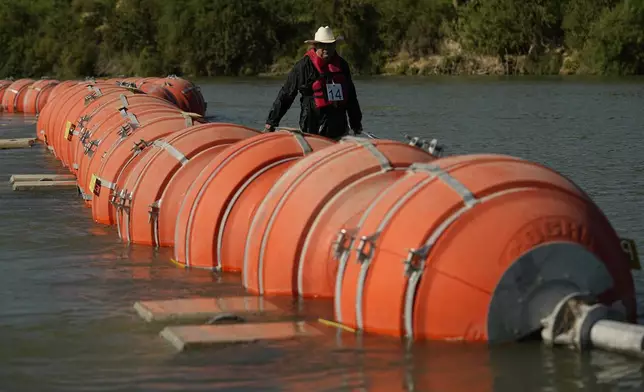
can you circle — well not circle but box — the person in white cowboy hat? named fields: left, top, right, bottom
left=264, top=26, right=363, bottom=140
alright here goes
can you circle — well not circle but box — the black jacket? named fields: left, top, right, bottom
left=265, top=54, right=362, bottom=140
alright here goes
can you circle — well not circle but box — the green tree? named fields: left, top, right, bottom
left=581, top=0, right=644, bottom=75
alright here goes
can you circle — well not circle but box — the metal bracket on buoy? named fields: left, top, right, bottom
left=148, top=200, right=160, bottom=223
left=110, top=189, right=131, bottom=212
left=79, top=128, right=91, bottom=144
left=83, top=139, right=100, bottom=156
left=84, top=88, right=103, bottom=106
left=355, top=232, right=380, bottom=264
left=118, top=123, right=133, bottom=138
left=333, top=228, right=357, bottom=261
left=131, top=139, right=152, bottom=154
left=541, top=292, right=644, bottom=359
left=402, top=246, right=430, bottom=277
left=404, top=134, right=445, bottom=158
left=77, top=115, right=91, bottom=129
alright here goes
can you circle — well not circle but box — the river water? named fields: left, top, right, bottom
left=0, top=76, right=643, bottom=391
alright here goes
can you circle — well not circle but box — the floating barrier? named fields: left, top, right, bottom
left=0, top=80, right=13, bottom=111
left=115, top=122, right=259, bottom=246
left=173, top=130, right=335, bottom=271
left=90, top=111, right=204, bottom=225
left=22, top=79, right=60, bottom=115
left=333, top=154, right=636, bottom=342
left=1, top=79, right=34, bottom=113
left=4, top=74, right=642, bottom=360
left=51, top=84, right=131, bottom=164
left=75, top=98, right=180, bottom=194
left=242, top=137, right=440, bottom=298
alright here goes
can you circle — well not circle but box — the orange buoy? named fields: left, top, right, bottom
left=78, top=105, right=183, bottom=197
left=155, top=75, right=206, bottom=115
left=48, top=80, right=80, bottom=102
left=0, top=80, right=12, bottom=108
left=71, top=94, right=179, bottom=180
left=1, top=79, right=35, bottom=113
left=61, top=89, right=171, bottom=169
left=173, top=131, right=335, bottom=271
left=136, top=79, right=179, bottom=107
left=116, top=123, right=259, bottom=246
left=40, top=82, right=89, bottom=145
left=22, top=79, right=59, bottom=115
left=333, top=154, right=636, bottom=343
left=50, top=83, right=127, bottom=164
left=242, top=138, right=436, bottom=298
left=42, top=82, right=114, bottom=154
left=90, top=112, right=204, bottom=225
left=55, top=88, right=135, bottom=168
left=36, top=80, right=81, bottom=142
left=157, top=147, right=236, bottom=249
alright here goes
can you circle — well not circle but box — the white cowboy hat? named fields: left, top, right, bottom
left=304, top=26, right=344, bottom=44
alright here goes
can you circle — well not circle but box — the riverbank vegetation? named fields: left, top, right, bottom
left=1, top=0, right=643, bottom=78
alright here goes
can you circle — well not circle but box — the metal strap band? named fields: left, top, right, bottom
left=410, top=163, right=477, bottom=207
left=291, top=131, right=313, bottom=154
left=79, top=187, right=92, bottom=201
left=181, top=85, right=196, bottom=94
left=152, top=140, right=188, bottom=165
left=181, top=113, right=195, bottom=127
left=345, top=136, right=392, bottom=170
left=97, top=177, right=115, bottom=190
left=120, top=94, right=129, bottom=109
left=402, top=187, right=525, bottom=338
left=149, top=200, right=161, bottom=247
left=126, top=112, right=140, bottom=127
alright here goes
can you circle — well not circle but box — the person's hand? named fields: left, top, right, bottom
left=264, top=123, right=275, bottom=132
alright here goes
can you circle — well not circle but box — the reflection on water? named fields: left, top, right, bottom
left=1, top=77, right=643, bottom=391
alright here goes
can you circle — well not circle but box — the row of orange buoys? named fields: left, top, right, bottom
left=0, top=75, right=207, bottom=116
left=30, top=75, right=637, bottom=345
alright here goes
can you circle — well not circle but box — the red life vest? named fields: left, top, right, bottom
left=306, top=49, right=348, bottom=109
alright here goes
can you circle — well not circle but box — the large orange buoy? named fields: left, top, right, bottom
left=0, top=80, right=13, bottom=109
left=49, top=84, right=126, bottom=164
left=154, top=75, right=206, bottom=115
left=22, top=79, right=59, bottom=115
left=1, top=79, right=35, bottom=113
left=70, top=94, right=179, bottom=180
left=36, top=80, right=81, bottom=142
left=157, top=147, right=235, bottom=249
left=41, top=81, right=113, bottom=153
left=116, top=123, right=259, bottom=246
left=242, top=137, right=436, bottom=298
left=47, top=80, right=80, bottom=102
left=78, top=106, right=183, bottom=196
left=135, top=79, right=178, bottom=107
left=173, top=130, right=335, bottom=271
left=55, top=88, right=135, bottom=168
left=333, top=154, right=636, bottom=343
left=60, top=88, right=173, bottom=169
left=38, top=82, right=89, bottom=145
left=90, top=112, right=204, bottom=225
